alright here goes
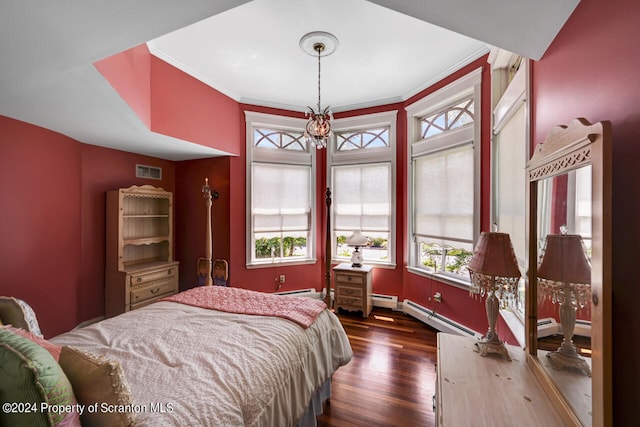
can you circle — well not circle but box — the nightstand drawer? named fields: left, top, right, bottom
left=335, top=273, right=365, bottom=286
left=128, top=266, right=177, bottom=287
left=337, top=285, right=363, bottom=298
left=337, top=296, right=363, bottom=308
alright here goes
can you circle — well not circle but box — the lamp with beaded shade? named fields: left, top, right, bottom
left=468, top=232, right=521, bottom=360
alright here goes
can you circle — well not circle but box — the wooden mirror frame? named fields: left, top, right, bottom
left=525, top=118, right=612, bottom=426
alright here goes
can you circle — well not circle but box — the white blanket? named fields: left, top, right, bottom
left=52, top=301, right=352, bottom=426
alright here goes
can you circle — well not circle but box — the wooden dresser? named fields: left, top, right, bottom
left=105, top=185, right=179, bottom=317
left=436, top=333, right=563, bottom=426
left=333, top=263, right=373, bottom=317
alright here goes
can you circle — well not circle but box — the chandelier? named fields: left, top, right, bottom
left=299, top=32, right=339, bottom=150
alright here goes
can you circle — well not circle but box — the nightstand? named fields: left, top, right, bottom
left=333, top=263, right=373, bottom=317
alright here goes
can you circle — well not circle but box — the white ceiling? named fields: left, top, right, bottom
left=0, top=0, right=579, bottom=160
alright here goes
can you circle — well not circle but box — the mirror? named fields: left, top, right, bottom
left=536, top=167, right=592, bottom=426
left=526, top=119, right=611, bottom=426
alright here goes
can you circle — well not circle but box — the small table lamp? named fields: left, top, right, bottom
left=346, top=230, right=368, bottom=267
left=537, top=233, right=592, bottom=376
left=468, top=232, right=521, bottom=361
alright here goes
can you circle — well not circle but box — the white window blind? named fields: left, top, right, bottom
left=495, top=102, right=527, bottom=265
left=413, top=142, right=474, bottom=251
left=333, top=163, right=391, bottom=233
left=252, top=163, right=310, bottom=234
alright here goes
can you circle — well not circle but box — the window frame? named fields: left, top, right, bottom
left=245, top=111, right=317, bottom=268
left=405, top=68, right=482, bottom=286
left=328, top=111, right=397, bottom=268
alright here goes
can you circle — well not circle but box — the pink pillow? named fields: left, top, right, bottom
left=2, top=325, right=62, bottom=361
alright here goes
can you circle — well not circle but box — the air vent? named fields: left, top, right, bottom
left=136, top=164, right=162, bottom=180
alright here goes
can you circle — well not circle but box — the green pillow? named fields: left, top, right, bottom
left=0, top=328, right=80, bottom=426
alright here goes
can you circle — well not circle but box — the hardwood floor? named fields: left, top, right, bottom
left=317, top=307, right=439, bottom=427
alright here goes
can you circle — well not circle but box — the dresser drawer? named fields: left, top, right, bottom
left=130, top=278, right=177, bottom=305
left=129, top=290, right=177, bottom=311
left=128, top=266, right=177, bottom=287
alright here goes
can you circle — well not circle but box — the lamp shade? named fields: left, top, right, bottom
left=468, top=232, right=521, bottom=278
left=538, top=234, right=591, bottom=284
left=346, top=230, right=368, bottom=246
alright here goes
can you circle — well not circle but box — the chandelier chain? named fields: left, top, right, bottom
left=317, top=46, right=321, bottom=112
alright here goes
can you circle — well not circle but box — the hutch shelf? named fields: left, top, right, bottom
left=105, top=185, right=179, bottom=317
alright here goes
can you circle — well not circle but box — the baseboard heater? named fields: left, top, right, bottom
left=538, top=317, right=591, bottom=338
left=402, top=299, right=480, bottom=338
left=372, top=293, right=399, bottom=310
left=537, top=317, right=558, bottom=338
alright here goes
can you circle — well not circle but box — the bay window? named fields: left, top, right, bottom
left=330, top=112, right=397, bottom=266
left=246, top=112, right=315, bottom=266
left=406, top=69, right=481, bottom=282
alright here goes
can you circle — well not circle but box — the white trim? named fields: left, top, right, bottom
left=332, top=110, right=398, bottom=130
left=245, top=111, right=317, bottom=268
left=406, top=265, right=471, bottom=291
left=405, top=67, right=482, bottom=117
left=411, top=125, right=474, bottom=157
left=493, top=64, right=526, bottom=133
left=406, top=69, right=482, bottom=276
left=327, top=110, right=398, bottom=267
left=489, top=57, right=530, bottom=322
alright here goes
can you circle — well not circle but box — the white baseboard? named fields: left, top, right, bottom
left=402, top=299, right=480, bottom=338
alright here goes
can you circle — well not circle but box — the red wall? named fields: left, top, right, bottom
left=533, top=0, right=640, bottom=425
left=97, top=45, right=242, bottom=155
left=0, top=117, right=81, bottom=337
left=150, top=56, right=241, bottom=154
left=532, top=0, right=639, bottom=422
left=174, top=157, right=231, bottom=289
left=95, top=44, right=152, bottom=128
left=0, top=116, right=175, bottom=337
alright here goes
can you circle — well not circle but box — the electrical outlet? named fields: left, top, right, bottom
left=433, top=292, right=442, bottom=303
left=279, top=275, right=285, bottom=283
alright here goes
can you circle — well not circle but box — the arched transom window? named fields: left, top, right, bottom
left=420, top=98, right=474, bottom=139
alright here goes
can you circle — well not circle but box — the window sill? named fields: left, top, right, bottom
left=246, top=259, right=317, bottom=269
left=332, top=258, right=396, bottom=269
left=500, top=308, right=525, bottom=348
left=406, top=266, right=471, bottom=290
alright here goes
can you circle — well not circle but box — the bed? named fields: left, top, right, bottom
left=1, top=286, right=352, bottom=427
left=52, top=287, right=352, bottom=426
